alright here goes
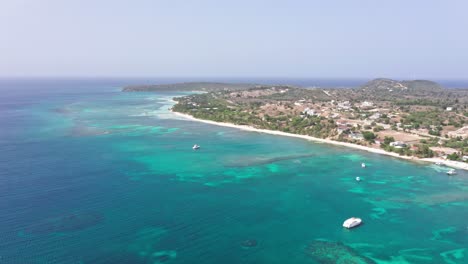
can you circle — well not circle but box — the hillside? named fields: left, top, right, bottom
left=360, top=78, right=443, bottom=93
left=350, top=78, right=468, bottom=107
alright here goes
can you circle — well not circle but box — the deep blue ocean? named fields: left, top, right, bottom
left=0, top=78, right=467, bottom=264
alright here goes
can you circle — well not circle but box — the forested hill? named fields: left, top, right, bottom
left=359, top=78, right=443, bottom=93
left=122, top=78, right=467, bottom=107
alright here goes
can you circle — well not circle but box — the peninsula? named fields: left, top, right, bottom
left=124, top=79, right=468, bottom=169
left=122, top=82, right=257, bottom=92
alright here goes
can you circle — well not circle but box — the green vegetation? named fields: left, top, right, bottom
left=373, top=126, right=385, bottom=132
left=413, top=145, right=434, bottom=158
left=362, top=131, right=376, bottom=142
left=383, top=136, right=395, bottom=145
left=173, top=92, right=337, bottom=138
left=447, top=153, right=460, bottom=161
left=443, top=137, right=468, bottom=154
left=401, top=111, right=444, bottom=128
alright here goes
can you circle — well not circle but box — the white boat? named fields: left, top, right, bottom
left=447, top=169, right=457, bottom=175
left=343, top=217, right=362, bottom=229
left=192, top=144, right=200, bottom=150
left=361, top=163, right=366, bottom=168
left=356, top=177, right=361, bottom=182
left=435, top=162, right=445, bottom=166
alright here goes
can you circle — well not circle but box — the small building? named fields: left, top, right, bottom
left=410, top=145, right=419, bottom=151
left=303, top=107, right=319, bottom=116
left=369, top=113, right=381, bottom=120
left=349, top=132, right=364, bottom=140
left=360, top=101, right=374, bottom=109
left=390, top=141, right=407, bottom=148
left=336, top=119, right=348, bottom=126
left=446, top=107, right=453, bottom=111
left=337, top=101, right=352, bottom=110
left=337, top=125, right=350, bottom=134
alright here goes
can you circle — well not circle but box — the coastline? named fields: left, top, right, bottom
left=171, top=110, right=468, bottom=171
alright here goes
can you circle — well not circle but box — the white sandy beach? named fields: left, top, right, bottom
left=172, top=111, right=468, bottom=171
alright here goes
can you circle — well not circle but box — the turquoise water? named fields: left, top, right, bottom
left=0, top=80, right=467, bottom=263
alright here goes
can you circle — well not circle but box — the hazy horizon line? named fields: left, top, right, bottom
left=1, top=76, right=468, bottom=81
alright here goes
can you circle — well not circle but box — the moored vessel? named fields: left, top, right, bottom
left=343, top=217, right=362, bottom=229
left=446, top=169, right=456, bottom=175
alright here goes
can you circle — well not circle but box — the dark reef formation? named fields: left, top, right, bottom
left=241, top=239, right=258, bottom=248
left=23, top=211, right=104, bottom=235
left=305, top=240, right=376, bottom=264
left=225, top=153, right=316, bottom=167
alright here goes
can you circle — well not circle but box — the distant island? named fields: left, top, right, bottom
left=123, top=79, right=468, bottom=168
left=122, top=82, right=258, bottom=92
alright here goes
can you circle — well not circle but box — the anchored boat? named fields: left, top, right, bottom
left=343, top=217, right=362, bottom=229
left=446, top=169, right=456, bottom=175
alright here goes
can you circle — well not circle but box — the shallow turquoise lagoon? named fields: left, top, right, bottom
left=0, top=80, right=466, bottom=263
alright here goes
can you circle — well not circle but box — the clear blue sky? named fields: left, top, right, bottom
left=1, top=0, right=467, bottom=79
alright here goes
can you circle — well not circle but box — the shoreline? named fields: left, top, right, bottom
left=171, top=110, right=468, bottom=171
